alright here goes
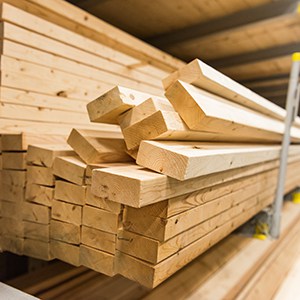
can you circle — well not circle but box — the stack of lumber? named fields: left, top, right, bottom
left=5, top=201, right=300, bottom=300
left=0, top=0, right=184, bottom=135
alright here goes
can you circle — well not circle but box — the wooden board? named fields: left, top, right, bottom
left=87, top=86, right=155, bottom=124
left=51, top=199, right=82, bottom=226
left=54, top=180, right=86, bottom=206
left=26, top=144, right=75, bottom=168
left=23, top=221, right=50, bottom=242
left=2, top=152, right=27, bottom=170
left=67, top=128, right=132, bottom=164
left=136, top=141, right=281, bottom=180
left=91, top=158, right=295, bottom=207
left=50, top=219, right=80, bottom=245
left=165, top=80, right=300, bottom=141
left=82, top=205, right=121, bottom=234
left=27, top=165, right=55, bottom=186
left=1, top=183, right=25, bottom=202
left=22, top=202, right=51, bottom=225
left=53, top=156, right=86, bottom=185
left=1, top=170, right=26, bottom=187
left=80, top=244, right=115, bottom=276
left=25, top=184, right=54, bottom=207
left=50, top=240, right=80, bottom=266
left=81, top=225, right=116, bottom=254
left=23, top=239, right=52, bottom=261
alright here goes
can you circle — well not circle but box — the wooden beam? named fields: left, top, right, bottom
left=50, top=240, right=80, bottom=266
left=147, top=0, right=299, bottom=47
left=50, top=220, right=81, bottom=245
left=51, top=199, right=82, bottom=225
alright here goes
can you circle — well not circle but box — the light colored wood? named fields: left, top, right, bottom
left=80, top=244, right=115, bottom=276
left=81, top=225, right=116, bottom=254
left=25, top=184, right=54, bottom=207
left=91, top=158, right=286, bottom=207
left=2, top=152, right=27, bottom=170
left=82, top=205, right=121, bottom=234
left=67, top=128, right=131, bottom=164
left=123, top=174, right=277, bottom=242
left=51, top=199, right=82, bottom=226
left=85, top=185, right=122, bottom=213
left=22, top=202, right=51, bottom=225
left=115, top=192, right=274, bottom=288
left=165, top=81, right=300, bottom=141
left=1, top=201, right=23, bottom=219
left=50, top=239, right=80, bottom=266
left=1, top=183, right=25, bottom=202
left=23, top=221, right=49, bottom=242
left=137, top=141, right=281, bottom=180
left=0, top=217, right=24, bottom=237
left=87, top=86, right=155, bottom=124
left=54, top=180, right=86, bottom=206
left=23, top=239, right=52, bottom=261
left=118, top=96, right=174, bottom=129
left=162, top=59, right=291, bottom=123
left=26, top=144, right=75, bottom=168
left=53, top=156, right=86, bottom=185
left=1, top=133, right=66, bottom=151
left=27, top=165, right=54, bottom=186
left=0, top=235, right=23, bottom=254
left=1, top=169, right=26, bottom=187
left=50, top=219, right=80, bottom=245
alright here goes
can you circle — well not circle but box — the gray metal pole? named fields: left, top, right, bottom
left=270, top=53, right=300, bottom=238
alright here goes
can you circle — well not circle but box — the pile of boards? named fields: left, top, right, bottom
left=5, top=201, right=300, bottom=300
left=1, top=56, right=300, bottom=288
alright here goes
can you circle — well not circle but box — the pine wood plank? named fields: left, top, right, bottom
left=22, top=202, right=51, bottom=225
left=87, top=86, right=156, bottom=124
left=91, top=159, right=285, bottom=207
left=81, top=225, right=116, bottom=254
left=27, top=165, right=55, bottom=186
left=50, top=240, right=80, bottom=266
left=50, top=219, right=81, bottom=245
left=1, top=201, right=22, bottom=219
left=23, top=239, right=52, bottom=261
left=67, top=128, right=131, bottom=164
left=0, top=235, right=24, bottom=255
left=1, top=169, right=26, bottom=187
left=82, top=205, right=121, bottom=234
left=0, top=217, right=24, bottom=237
left=136, top=141, right=282, bottom=180
left=25, top=184, right=54, bottom=207
left=1, top=183, right=25, bottom=202
left=80, top=244, right=115, bottom=276
left=165, top=80, right=300, bottom=141
left=53, top=156, right=86, bottom=185
left=54, top=180, right=86, bottom=206
left=26, top=144, right=75, bottom=168
left=23, top=221, right=49, bottom=242
left=51, top=199, right=82, bottom=226
left=2, top=152, right=27, bottom=170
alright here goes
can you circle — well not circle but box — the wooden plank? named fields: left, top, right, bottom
left=1, top=183, right=25, bottom=202
left=123, top=173, right=278, bottom=242
left=81, top=225, right=116, bottom=254
left=67, top=128, right=131, bottom=164
left=23, top=221, right=49, bottom=242
left=26, top=144, right=75, bottom=168
left=115, top=192, right=275, bottom=288
left=0, top=169, right=26, bottom=187
left=53, top=156, right=86, bottom=185
left=91, top=159, right=284, bottom=207
left=7, top=0, right=183, bottom=72
left=85, top=185, right=122, bottom=213
left=0, top=217, right=23, bottom=237
left=162, top=59, right=293, bottom=123
left=23, top=239, right=52, bottom=261
left=51, top=199, right=82, bottom=226
left=54, top=180, right=86, bottom=206
left=82, top=205, right=121, bottom=234
left=1, top=133, right=66, bottom=151
left=136, top=141, right=281, bottom=181
left=0, top=235, right=24, bottom=254
left=50, top=240, right=80, bottom=266
left=27, top=165, right=55, bottom=186
left=164, top=81, right=300, bottom=141
left=25, top=184, right=54, bottom=207
left=2, top=152, right=27, bottom=170
left=50, top=219, right=80, bottom=245
left=1, top=201, right=22, bottom=219
left=87, top=86, right=155, bottom=124
left=80, top=244, right=115, bottom=276
left=22, top=202, right=51, bottom=225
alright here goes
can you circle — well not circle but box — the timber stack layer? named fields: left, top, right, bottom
left=1, top=55, right=300, bottom=288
